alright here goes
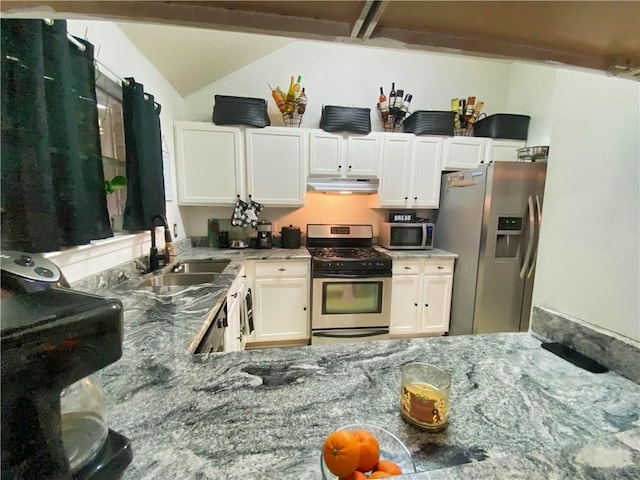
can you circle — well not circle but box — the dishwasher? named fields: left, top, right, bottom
left=195, top=299, right=227, bottom=354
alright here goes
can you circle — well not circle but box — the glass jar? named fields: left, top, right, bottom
left=60, top=375, right=108, bottom=471
left=400, top=363, right=451, bottom=432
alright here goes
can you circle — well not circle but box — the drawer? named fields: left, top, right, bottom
left=254, top=260, right=309, bottom=278
left=424, top=260, right=454, bottom=275
left=392, top=261, right=421, bottom=275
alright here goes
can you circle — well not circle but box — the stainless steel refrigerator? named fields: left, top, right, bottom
left=435, top=162, right=546, bottom=335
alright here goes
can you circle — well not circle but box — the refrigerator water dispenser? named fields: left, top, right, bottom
left=495, top=216, right=523, bottom=258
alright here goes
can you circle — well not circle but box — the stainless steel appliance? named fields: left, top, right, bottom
left=435, top=162, right=546, bottom=335
left=256, top=220, right=273, bottom=249
left=307, top=224, right=392, bottom=344
left=379, top=222, right=434, bottom=250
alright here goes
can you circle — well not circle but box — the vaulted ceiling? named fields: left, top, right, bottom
left=3, top=1, right=640, bottom=87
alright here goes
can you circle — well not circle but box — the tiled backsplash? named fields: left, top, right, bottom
left=531, top=306, right=640, bottom=384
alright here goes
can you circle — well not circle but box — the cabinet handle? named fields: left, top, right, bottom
left=241, top=275, right=247, bottom=278
left=414, top=197, right=418, bottom=201
left=404, top=266, right=411, bottom=270
left=404, top=196, right=408, bottom=200
left=338, top=165, right=342, bottom=169
left=437, top=266, right=444, bottom=270
left=348, top=165, right=352, bottom=169
left=303, top=307, right=307, bottom=311
left=425, top=303, right=429, bottom=307
left=414, top=303, right=418, bottom=307
left=278, top=268, right=286, bottom=271
left=231, top=292, right=238, bottom=298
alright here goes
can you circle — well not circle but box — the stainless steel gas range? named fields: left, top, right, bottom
left=306, top=224, right=392, bottom=344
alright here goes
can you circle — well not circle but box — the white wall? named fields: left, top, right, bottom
left=532, top=69, right=640, bottom=341
left=46, top=20, right=187, bottom=282
left=506, top=63, right=557, bottom=146
left=180, top=40, right=518, bottom=238
left=183, top=40, right=515, bottom=128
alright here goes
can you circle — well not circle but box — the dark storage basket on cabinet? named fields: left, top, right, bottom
left=473, top=114, right=530, bottom=140
left=403, top=110, right=455, bottom=136
left=320, top=105, right=371, bottom=134
left=212, top=95, right=271, bottom=128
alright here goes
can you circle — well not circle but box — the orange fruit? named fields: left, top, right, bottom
left=340, top=471, right=367, bottom=480
left=352, top=429, right=380, bottom=472
left=322, top=430, right=361, bottom=478
left=369, top=472, right=393, bottom=478
left=374, top=460, right=403, bottom=475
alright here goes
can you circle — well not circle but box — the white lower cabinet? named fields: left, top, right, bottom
left=390, top=259, right=454, bottom=336
left=246, top=260, right=310, bottom=344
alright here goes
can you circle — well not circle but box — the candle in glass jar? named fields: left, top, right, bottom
left=400, top=363, right=451, bottom=432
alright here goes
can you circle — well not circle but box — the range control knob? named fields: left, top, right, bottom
left=14, top=255, right=35, bottom=267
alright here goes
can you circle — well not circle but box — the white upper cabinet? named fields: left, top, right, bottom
left=345, top=134, right=381, bottom=177
left=309, top=131, right=343, bottom=176
left=411, top=136, right=443, bottom=208
left=245, top=127, right=308, bottom=206
left=442, top=137, right=488, bottom=170
left=378, top=133, right=414, bottom=207
left=309, top=131, right=380, bottom=178
left=174, top=122, right=244, bottom=205
left=378, top=134, right=442, bottom=208
left=484, top=139, right=526, bottom=163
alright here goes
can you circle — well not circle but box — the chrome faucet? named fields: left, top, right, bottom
left=149, top=214, right=175, bottom=271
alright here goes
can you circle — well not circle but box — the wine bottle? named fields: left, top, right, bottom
left=296, top=87, right=307, bottom=115
left=293, top=75, right=302, bottom=98
left=389, top=82, right=396, bottom=110
left=378, top=86, right=389, bottom=122
left=268, top=83, right=287, bottom=114
left=286, top=76, right=297, bottom=113
left=401, top=93, right=412, bottom=113
left=394, top=89, right=404, bottom=109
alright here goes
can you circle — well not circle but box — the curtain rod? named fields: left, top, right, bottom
left=42, top=18, right=130, bottom=86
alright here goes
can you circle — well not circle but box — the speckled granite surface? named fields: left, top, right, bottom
left=531, top=306, right=640, bottom=384
left=376, top=247, right=458, bottom=259
left=77, top=245, right=639, bottom=479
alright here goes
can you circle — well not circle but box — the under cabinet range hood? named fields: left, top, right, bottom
left=306, top=177, right=379, bottom=194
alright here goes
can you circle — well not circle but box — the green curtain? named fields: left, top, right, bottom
left=121, top=78, right=166, bottom=231
left=1, top=19, right=112, bottom=253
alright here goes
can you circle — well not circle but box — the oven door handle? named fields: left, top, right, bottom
left=313, top=329, right=389, bottom=339
left=313, top=272, right=392, bottom=279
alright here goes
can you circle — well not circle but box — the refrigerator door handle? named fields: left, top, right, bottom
left=527, top=194, right=542, bottom=278
left=520, top=195, right=535, bottom=279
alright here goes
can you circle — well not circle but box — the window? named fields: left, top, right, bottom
left=95, top=69, right=127, bottom=230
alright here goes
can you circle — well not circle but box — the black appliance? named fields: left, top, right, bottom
left=1, top=251, right=132, bottom=480
left=281, top=225, right=302, bottom=249
left=306, top=224, right=392, bottom=344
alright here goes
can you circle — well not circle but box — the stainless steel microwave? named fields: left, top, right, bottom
left=379, top=222, right=434, bottom=250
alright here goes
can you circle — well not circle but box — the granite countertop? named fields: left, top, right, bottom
left=375, top=247, right=458, bottom=260
left=92, top=246, right=638, bottom=479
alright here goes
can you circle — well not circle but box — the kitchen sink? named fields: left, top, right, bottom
left=136, top=272, right=221, bottom=288
left=170, top=259, right=230, bottom=274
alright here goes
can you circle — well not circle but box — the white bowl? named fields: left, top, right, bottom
left=320, top=424, right=416, bottom=479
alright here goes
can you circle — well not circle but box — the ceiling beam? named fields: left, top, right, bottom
left=1, top=1, right=352, bottom=40
left=372, top=25, right=612, bottom=72
left=359, top=1, right=389, bottom=41
left=350, top=0, right=375, bottom=38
